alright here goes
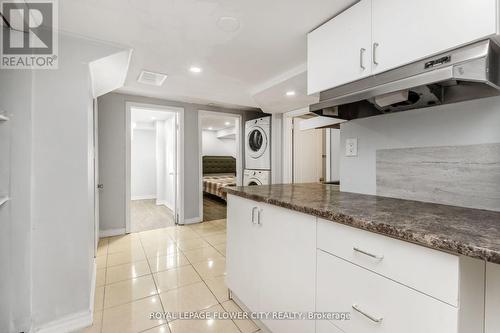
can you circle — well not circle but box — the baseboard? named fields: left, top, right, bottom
left=90, top=259, right=96, bottom=313
left=156, top=200, right=174, bottom=211
left=131, top=195, right=156, bottom=200
left=183, top=216, right=202, bottom=224
left=34, top=260, right=96, bottom=333
left=99, top=228, right=126, bottom=237
left=34, top=310, right=93, bottom=333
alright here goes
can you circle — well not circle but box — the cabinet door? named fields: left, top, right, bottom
left=372, top=0, right=498, bottom=74
left=307, top=0, right=372, bottom=94
left=226, top=195, right=261, bottom=311
left=257, top=203, right=317, bottom=333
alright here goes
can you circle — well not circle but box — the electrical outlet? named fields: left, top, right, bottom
left=345, top=138, right=358, bottom=157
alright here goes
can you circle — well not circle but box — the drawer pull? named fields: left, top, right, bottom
left=352, top=304, right=383, bottom=323
left=353, top=246, right=384, bottom=260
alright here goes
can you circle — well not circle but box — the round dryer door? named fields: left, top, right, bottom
left=247, top=178, right=262, bottom=186
left=247, top=126, right=268, bottom=159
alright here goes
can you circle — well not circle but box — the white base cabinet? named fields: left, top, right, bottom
left=226, top=194, right=316, bottom=333
left=226, top=194, right=500, bottom=333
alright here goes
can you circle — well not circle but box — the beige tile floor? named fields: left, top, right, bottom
left=81, top=219, right=260, bottom=333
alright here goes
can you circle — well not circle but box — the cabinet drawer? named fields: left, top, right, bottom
left=317, top=251, right=458, bottom=333
left=317, top=219, right=459, bottom=306
left=317, top=319, right=345, bottom=333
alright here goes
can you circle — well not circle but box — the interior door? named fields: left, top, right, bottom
left=307, top=0, right=372, bottom=94
left=372, top=0, right=497, bottom=74
left=293, top=118, right=323, bottom=183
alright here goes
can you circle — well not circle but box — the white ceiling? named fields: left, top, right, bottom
left=59, top=0, right=355, bottom=110
left=131, top=107, right=175, bottom=124
left=200, top=114, right=237, bottom=131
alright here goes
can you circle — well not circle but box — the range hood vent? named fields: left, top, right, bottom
left=310, top=39, right=500, bottom=120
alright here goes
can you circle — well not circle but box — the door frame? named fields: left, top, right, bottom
left=198, top=110, right=242, bottom=223
left=125, top=102, right=185, bottom=232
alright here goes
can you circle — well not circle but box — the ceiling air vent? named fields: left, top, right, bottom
left=137, top=70, right=167, bottom=86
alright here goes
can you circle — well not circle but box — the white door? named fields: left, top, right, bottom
left=307, top=0, right=372, bottom=94
left=293, top=118, right=323, bottom=183
left=258, top=203, right=316, bottom=333
left=372, top=0, right=497, bottom=74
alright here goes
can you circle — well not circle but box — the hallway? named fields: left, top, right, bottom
left=84, top=219, right=260, bottom=333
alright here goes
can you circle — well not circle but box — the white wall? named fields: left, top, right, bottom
left=0, top=62, right=33, bottom=333
left=0, top=28, right=130, bottom=332
left=340, top=96, right=500, bottom=195
left=202, top=130, right=237, bottom=157
left=131, top=129, right=156, bottom=200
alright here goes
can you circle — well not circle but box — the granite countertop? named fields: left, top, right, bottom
left=224, top=183, right=500, bottom=264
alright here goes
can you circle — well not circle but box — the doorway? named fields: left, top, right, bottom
left=198, top=111, right=242, bottom=222
left=282, top=108, right=341, bottom=184
left=126, top=103, right=184, bottom=232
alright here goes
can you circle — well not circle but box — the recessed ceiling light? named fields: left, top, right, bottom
left=286, top=91, right=296, bottom=96
left=189, top=66, right=202, bottom=73
left=225, top=121, right=231, bottom=126
left=217, top=16, right=240, bottom=32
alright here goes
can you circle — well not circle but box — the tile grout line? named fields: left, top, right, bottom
left=138, top=232, right=168, bottom=328
left=182, top=222, right=246, bottom=333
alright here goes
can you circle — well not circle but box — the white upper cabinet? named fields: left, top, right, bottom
left=371, top=0, right=499, bottom=74
left=308, top=0, right=499, bottom=93
left=307, top=0, right=372, bottom=94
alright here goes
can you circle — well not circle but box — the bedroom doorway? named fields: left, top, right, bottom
left=126, top=103, right=184, bottom=232
left=198, top=111, right=242, bottom=222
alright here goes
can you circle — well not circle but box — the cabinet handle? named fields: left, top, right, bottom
left=352, top=304, right=383, bottom=323
left=373, top=42, right=379, bottom=65
left=257, top=209, right=262, bottom=225
left=353, top=246, right=384, bottom=260
left=359, top=48, right=366, bottom=70
left=251, top=207, right=258, bottom=224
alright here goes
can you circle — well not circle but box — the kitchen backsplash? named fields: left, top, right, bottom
left=376, top=143, right=500, bottom=211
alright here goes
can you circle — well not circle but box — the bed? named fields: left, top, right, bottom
left=202, top=156, right=236, bottom=200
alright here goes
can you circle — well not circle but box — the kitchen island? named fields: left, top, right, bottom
left=224, top=183, right=500, bottom=333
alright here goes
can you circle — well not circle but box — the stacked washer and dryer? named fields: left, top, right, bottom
left=244, top=116, right=271, bottom=186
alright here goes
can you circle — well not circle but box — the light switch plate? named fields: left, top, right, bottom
left=345, top=138, right=358, bottom=157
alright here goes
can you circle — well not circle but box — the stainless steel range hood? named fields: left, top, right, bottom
left=310, top=39, right=500, bottom=120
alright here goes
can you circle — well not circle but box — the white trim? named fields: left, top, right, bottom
left=156, top=200, right=174, bottom=211
left=90, top=259, right=96, bottom=313
left=131, top=195, right=156, bottom=201
left=125, top=102, right=185, bottom=229
left=34, top=311, right=93, bottom=333
left=282, top=107, right=311, bottom=183
left=198, top=110, right=243, bottom=222
left=99, top=228, right=126, bottom=237
left=35, top=260, right=96, bottom=333
left=184, top=216, right=203, bottom=224
left=326, top=129, right=331, bottom=182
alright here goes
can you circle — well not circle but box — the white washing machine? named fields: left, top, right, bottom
left=243, top=169, right=271, bottom=186
left=245, top=116, right=271, bottom=170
